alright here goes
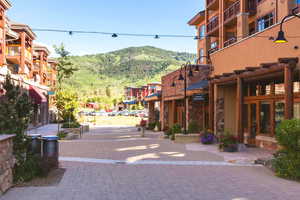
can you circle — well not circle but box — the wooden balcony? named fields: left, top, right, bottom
left=224, top=37, right=237, bottom=47
left=207, top=0, right=218, bottom=10
left=224, top=0, right=240, bottom=24
left=207, top=16, right=219, bottom=35
left=6, top=45, right=21, bottom=57
left=208, top=47, right=219, bottom=54
left=247, top=0, right=257, bottom=15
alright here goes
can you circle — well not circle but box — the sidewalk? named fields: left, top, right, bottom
left=27, top=124, right=60, bottom=136
left=186, top=143, right=275, bottom=164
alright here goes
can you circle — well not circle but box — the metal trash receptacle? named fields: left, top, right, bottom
left=28, top=134, right=42, bottom=155
left=42, top=135, right=59, bottom=169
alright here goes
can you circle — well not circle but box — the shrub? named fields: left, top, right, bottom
left=201, top=129, right=215, bottom=144
left=61, top=121, right=81, bottom=128
left=188, top=120, right=201, bottom=134
left=147, top=122, right=156, bottom=130
left=273, top=119, right=300, bottom=180
left=57, top=131, right=68, bottom=139
left=156, top=121, right=161, bottom=131
left=171, top=124, right=182, bottom=140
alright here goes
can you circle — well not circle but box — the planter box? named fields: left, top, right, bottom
left=63, top=128, right=81, bottom=134
left=80, top=124, right=90, bottom=133
left=174, top=134, right=200, bottom=144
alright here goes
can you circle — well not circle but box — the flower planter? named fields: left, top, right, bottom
left=220, top=145, right=238, bottom=152
left=174, top=134, right=200, bottom=144
left=200, top=133, right=215, bottom=145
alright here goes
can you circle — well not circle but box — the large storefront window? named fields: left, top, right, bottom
left=275, top=102, right=284, bottom=127
left=260, top=102, right=271, bottom=134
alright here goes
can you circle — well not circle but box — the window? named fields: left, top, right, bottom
left=260, top=101, right=271, bottom=134
left=257, top=12, right=274, bottom=32
left=294, top=103, right=300, bottom=119
left=210, top=41, right=218, bottom=49
left=275, top=102, right=285, bottom=127
left=199, top=48, right=204, bottom=63
left=199, top=25, right=206, bottom=39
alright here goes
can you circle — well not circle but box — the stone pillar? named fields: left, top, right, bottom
left=148, top=101, right=155, bottom=124
left=0, top=135, right=15, bottom=195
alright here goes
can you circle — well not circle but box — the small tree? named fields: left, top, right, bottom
left=56, top=90, right=79, bottom=123
left=54, top=44, right=78, bottom=131
left=0, top=76, right=42, bottom=182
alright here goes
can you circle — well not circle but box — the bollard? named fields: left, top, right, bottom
left=42, top=135, right=59, bottom=170
left=28, top=134, right=42, bottom=156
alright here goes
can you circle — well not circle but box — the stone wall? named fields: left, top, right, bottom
left=0, top=135, right=15, bottom=195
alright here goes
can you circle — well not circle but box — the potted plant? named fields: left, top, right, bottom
left=218, top=131, right=238, bottom=152
left=171, top=124, right=182, bottom=140
left=200, top=129, right=215, bottom=144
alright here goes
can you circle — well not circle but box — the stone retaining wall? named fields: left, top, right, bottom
left=0, top=135, right=15, bottom=195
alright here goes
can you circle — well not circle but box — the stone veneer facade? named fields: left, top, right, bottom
left=0, top=135, right=15, bottom=195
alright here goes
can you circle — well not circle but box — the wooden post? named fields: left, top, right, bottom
left=148, top=101, right=155, bottom=124
left=284, top=64, right=294, bottom=119
left=160, top=100, right=164, bottom=130
left=208, top=82, right=214, bottom=131
left=20, top=32, right=26, bottom=74
left=170, top=100, right=176, bottom=127
left=236, top=77, right=244, bottom=143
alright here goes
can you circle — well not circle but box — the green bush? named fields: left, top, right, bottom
left=147, top=122, right=156, bottom=130
left=188, top=120, right=201, bottom=134
left=61, top=121, right=81, bottom=128
left=57, top=131, right=68, bottom=139
left=273, top=119, right=300, bottom=180
left=171, top=124, right=182, bottom=140
left=156, top=121, right=161, bottom=131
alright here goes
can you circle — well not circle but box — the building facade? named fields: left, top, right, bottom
left=0, top=0, right=57, bottom=127
left=188, top=0, right=300, bottom=150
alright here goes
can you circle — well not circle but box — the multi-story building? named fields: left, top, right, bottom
left=0, top=1, right=58, bottom=127
left=188, top=0, right=300, bottom=150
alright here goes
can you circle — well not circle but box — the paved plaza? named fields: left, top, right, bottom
left=1, top=126, right=300, bottom=200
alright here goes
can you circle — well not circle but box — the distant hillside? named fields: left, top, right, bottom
left=63, top=46, right=196, bottom=99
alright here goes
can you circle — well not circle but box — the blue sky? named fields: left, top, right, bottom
left=8, top=0, right=204, bottom=56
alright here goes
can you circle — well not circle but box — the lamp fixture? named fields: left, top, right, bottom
left=112, top=33, right=118, bottom=38
left=274, top=7, right=300, bottom=44
left=154, top=35, right=160, bottom=39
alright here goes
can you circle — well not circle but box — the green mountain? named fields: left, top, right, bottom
left=63, top=46, right=196, bottom=100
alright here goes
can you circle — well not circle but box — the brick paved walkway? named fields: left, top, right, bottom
left=2, top=126, right=300, bottom=200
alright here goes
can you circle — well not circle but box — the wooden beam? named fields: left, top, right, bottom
left=236, top=77, right=244, bottom=143
left=208, top=82, right=214, bottom=131
left=284, top=64, right=295, bottom=119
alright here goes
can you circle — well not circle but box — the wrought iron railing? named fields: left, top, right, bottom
left=208, top=47, right=219, bottom=54
left=207, top=16, right=219, bottom=34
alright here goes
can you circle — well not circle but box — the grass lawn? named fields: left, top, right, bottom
left=80, top=116, right=143, bottom=126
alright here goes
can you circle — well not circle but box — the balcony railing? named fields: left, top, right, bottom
left=224, top=37, right=237, bottom=47
left=25, top=49, right=32, bottom=61
left=208, top=47, right=219, bottom=54
left=224, top=0, right=240, bottom=23
left=247, top=0, right=257, bottom=15
left=6, top=46, right=21, bottom=57
left=207, top=0, right=217, bottom=7
left=207, top=16, right=219, bottom=34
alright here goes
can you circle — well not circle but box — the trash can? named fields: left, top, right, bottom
left=42, top=135, right=59, bottom=169
left=28, top=134, right=42, bottom=155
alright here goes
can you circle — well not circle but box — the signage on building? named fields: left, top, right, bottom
left=193, top=94, right=205, bottom=101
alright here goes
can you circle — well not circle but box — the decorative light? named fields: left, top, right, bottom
left=274, top=31, right=288, bottom=43
left=178, top=73, right=184, bottom=81
left=112, top=33, right=118, bottom=38
left=154, top=35, right=160, bottom=39
left=171, top=82, right=176, bottom=87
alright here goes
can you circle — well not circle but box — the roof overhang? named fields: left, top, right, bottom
left=11, top=23, right=36, bottom=40
left=48, top=58, right=58, bottom=64
left=188, top=11, right=205, bottom=26
left=33, top=44, right=51, bottom=55
left=0, top=0, right=11, bottom=10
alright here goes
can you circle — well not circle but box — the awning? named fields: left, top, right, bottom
left=145, top=92, right=161, bottom=98
left=186, top=80, right=209, bottom=91
left=29, top=86, right=47, bottom=104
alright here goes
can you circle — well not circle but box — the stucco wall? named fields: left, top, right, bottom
left=211, top=17, right=300, bottom=76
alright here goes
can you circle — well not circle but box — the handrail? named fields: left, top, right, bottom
left=224, top=37, right=237, bottom=47
left=224, top=0, right=240, bottom=23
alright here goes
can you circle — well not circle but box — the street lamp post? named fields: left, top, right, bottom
left=177, top=62, right=194, bottom=134
left=274, top=7, right=300, bottom=43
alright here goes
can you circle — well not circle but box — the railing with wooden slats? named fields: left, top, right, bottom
left=207, top=16, right=219, bottom=34
left=224, top=0, right=240, bottom=23
left=247, top=0, right=257, bottom=15
left=224, top=37, right=237, bottom=47
left=207, top=0, right=217, bottom=7
left=6, top=46, right=21, bottom=56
